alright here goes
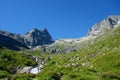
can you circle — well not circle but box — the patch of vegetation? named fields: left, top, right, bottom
left=0, top=26, right=120, bottom=80
left=34, top=26, right=120, bottom=80
left=0, top=48, right=37, bottom=79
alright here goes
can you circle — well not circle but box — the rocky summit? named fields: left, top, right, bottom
left=24, top=28, right=53, bottom=48
left=0, top=28, right=53, bottom=50
left=87, top=15, right=120, bottom=36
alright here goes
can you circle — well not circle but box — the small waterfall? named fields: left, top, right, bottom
left=30, top=56, right=44, bottom=74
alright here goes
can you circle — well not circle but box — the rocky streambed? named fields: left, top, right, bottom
left=17, top=56, right=44, bottom=74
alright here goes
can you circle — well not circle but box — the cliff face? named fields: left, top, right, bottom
left=24, top=28, right=53, bottom=48
left=0, top=34, right=28, bottom=50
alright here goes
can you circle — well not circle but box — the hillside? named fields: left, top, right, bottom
left=36, top=15, right=120, bottom=53
left=2, top=24, right=119, bottom=80
left=0, top=15, right=120, bottom=80
left=32, top=25, right=120, bottom=80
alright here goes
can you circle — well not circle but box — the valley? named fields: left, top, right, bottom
left=0, top=15, right=120, bottom=80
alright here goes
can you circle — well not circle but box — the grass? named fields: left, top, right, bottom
left=34, top=26, right=120, bottom=80
left=0, top=26, right=120, bottom=80
left=0, top=49, right=37, bottom=79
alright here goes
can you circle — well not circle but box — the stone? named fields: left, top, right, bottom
left=17, top=67, right=32, bottom=74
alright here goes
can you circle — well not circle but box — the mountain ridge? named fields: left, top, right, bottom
left=0, top=28, right=53, bottom=50
left=1, top=15, right=120, bottom=80
left=87, top=15, right=120, bottom=36
left=0, top=15, right=120, bottom=51
left=35, top=15, right=120, bottom=53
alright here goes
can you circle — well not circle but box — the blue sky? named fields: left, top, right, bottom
left=0, top=0, right=120, bottom=39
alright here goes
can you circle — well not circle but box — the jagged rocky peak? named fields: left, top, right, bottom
left=25, top=28, right=39, bottom=35
left=31, top=28, right=40, bottom=32
left=24, top=28, right=53, bottom=48
left=87, top=15, right=120, bottom=36
left=40, top=28, right=52, bottom=38
left=40, top=28, right=47, bottom=32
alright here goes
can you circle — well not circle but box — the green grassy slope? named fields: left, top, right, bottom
left=34, top=26, right=120, bottom=80
left=0, top=26, right=120, bottom=80
left=0, top=49, right=38, bottom=79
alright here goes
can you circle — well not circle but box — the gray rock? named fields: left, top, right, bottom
left=24, top=28, right=53, bottom=48
left=17, top=67, right=32, bottom=74
left=87, top=15, right=120, bottom=36
left=0, top=34, right=29, bottom=50
left=0, top=30, right=25, bottom=44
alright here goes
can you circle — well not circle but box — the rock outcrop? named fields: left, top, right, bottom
left=24, top=28, right=53, bottom=48
left=87, top=15, right=120, bottom=36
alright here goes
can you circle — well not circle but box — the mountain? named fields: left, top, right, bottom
left=35, top=25, right=120, bottom=80
left=0, top=30, right=25, bottom=44
left=0, top=34, right=28, bottom=50
left=0, top=28, right=53, bottom=50
left=36, top=15, right=120, bottom=53
left=0, top=30, right=28, bottom=50
left=0, top=15, right=120, bottom=51
left=24, top=28, right=53, bottom=48
left=1, top=15, right=120, bottom=80
left=87, top=15, right=120, bottom=36
left=5, top=23, right=120, bottom=80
